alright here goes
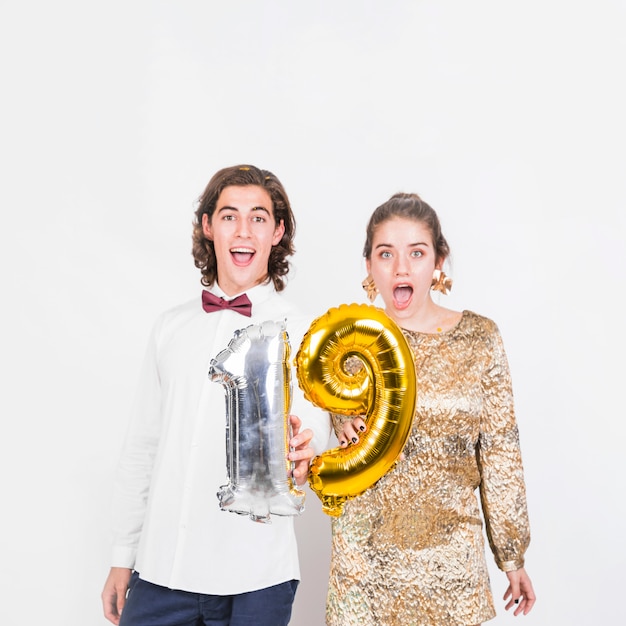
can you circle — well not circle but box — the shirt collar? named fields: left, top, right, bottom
left=205, top=281, right=276, bottom=309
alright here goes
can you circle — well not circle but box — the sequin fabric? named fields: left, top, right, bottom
left=326, top=311, right=530, bottom=626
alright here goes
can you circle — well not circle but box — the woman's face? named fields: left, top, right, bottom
left=367, top=216, right=441, bottom=322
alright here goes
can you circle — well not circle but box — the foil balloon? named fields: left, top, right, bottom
left=209, top=320, right=305, bottom=523
left=295, top=303, right=417, bottom=517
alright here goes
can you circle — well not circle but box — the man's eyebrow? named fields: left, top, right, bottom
left=216, top=205, right=271, bottom=214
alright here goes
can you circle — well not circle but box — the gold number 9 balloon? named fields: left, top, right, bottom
left=295, top=303, right=417, bottom=516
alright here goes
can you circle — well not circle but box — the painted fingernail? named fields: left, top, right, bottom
left=515, top=599, right=520, bottom=604
left=351, top=437, right=358, bottom=443
left=340, top=440, right=346, bottom=446
left=359, top=425, right=366, bottom=431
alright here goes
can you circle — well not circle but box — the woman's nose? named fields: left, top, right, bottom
left=394, top=257, right=409, bottom=276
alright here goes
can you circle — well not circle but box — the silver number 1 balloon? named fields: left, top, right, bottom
left=209, top=320, right=305, bottom=523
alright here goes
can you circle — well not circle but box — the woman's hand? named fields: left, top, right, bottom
left=337, top=417, right=367, bottom=447
left=504, top=567, right=536, bottom=616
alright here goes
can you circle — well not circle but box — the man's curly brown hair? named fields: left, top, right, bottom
left=191, top=165, right=296, bottom=292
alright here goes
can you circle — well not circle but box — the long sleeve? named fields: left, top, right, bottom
left=477, top=326, right=530, bottom=571
left=109, top=321, right=163, bottom=568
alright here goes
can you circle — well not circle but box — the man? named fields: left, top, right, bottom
left=101, top=165, right=331, bottom=626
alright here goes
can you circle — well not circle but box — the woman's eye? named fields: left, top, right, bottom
left=381, top=251, right=392, bottom=258
left=411, top=250, right=423, bottom=257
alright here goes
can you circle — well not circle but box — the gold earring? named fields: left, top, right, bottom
left=362, top=274, right=379, bottom=302
left=431, top=269, right=452, bottom=295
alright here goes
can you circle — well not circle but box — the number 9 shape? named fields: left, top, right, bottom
left=295, top=303, right=417, bottom=516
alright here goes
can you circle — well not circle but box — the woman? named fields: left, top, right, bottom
left=327, top=193, right=536, bottom=625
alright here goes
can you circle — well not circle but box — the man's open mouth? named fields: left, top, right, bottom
left=230, top=248, right=255, bottom=264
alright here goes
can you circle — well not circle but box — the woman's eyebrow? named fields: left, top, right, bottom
left=374, top=241, right=430, bottom=249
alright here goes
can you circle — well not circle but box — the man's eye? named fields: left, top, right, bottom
left=411, top=250, right=423, bottom=257
left=381, top=251, right=392, bottom=258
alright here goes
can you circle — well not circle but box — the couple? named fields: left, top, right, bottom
left=101, top=164, right=536, bottom=626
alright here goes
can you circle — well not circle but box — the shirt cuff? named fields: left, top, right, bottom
left=498, top=558, right=525, bottom=572
left=111, top=545, right=137, bottom=570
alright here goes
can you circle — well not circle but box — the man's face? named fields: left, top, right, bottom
left=202, top=185, right=285, bottom=296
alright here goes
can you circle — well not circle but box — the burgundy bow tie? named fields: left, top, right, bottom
left=202, top=291, right=252, bottom=317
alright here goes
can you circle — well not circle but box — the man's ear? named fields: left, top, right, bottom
left=202, top=213, right=213, bottom=240
left=272, top=219, right=285, bottom=246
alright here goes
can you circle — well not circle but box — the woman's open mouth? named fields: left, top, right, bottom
left=393, top=285, right=413, bottom=308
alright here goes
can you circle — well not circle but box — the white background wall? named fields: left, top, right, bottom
left=1, top=1, right=624, bottom=624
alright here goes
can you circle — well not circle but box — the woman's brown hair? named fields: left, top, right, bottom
left=363, top=192, right=450, bottom=264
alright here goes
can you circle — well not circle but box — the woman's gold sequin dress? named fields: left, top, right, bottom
left=327, top=311, right=530, bottom=626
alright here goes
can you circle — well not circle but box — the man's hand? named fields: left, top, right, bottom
left=102, top=567, right=132, bottom=624
left=288, top=414, right=315, bottom=485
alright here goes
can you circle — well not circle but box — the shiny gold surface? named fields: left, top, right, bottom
left=295, top=303, right=417, bottom=516
left=326, top=311, right=530, bottom=625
